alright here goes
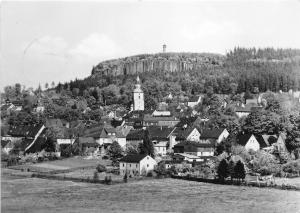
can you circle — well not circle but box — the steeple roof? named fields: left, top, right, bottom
left=133, top=75, right=143, bottom=93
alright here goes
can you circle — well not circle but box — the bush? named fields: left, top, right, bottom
left=282, top=160, right=300, bottom=175
left=96, top=164, right=107, bottom=173
left=217, top=159, right=229, bottom=180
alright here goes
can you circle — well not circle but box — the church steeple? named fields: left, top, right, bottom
left=133, top=75, right=144, bottom=111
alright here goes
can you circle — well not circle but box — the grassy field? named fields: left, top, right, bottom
left=9, top=157, right=111, bottom=173
left=2, top=174, right=300, bottom=213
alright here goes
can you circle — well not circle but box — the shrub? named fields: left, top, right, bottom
left=96, top=164, right=107, bottom=173
left=282, top=160, right=300, bottom=175
left=234, top=160, right=246, bottom=181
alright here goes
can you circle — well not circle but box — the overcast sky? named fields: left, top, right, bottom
left=1, top=0, right=300, bottom=90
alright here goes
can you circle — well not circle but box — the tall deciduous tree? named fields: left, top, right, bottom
left=107, top=141, right=123, bottom=160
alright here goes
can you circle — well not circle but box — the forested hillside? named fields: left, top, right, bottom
left=56, top=48, right=300, bottom=107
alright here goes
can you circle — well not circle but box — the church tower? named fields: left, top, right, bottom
left=133, top=76, right=144, bottom=111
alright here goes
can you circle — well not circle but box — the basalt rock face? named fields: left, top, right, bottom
left=91, top=53, right=225, bottom=76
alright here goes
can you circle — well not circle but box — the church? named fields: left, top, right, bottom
left=133, top=76, right=144, bottom=111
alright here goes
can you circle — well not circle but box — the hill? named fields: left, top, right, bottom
left=56, top=48, right=300, bottom=107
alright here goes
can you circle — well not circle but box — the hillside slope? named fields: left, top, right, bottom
left=91, top=52, right=225, bottom=76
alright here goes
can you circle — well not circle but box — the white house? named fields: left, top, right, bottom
left=237, top=134, right=261, bottom=152
left=56, top=138, right=76, bottom=145
left=153, top=141, right=168, bottom=156
left=119, top=154, right=157, bottom=177
left=152, top=110, right=171, bottom=117
left=187, top=96, right=202, bottom=108
left=200, top=128, right=229, bottom=144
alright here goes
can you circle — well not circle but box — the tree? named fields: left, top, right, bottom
left=45, top=83, right=49, bottom=90
left=51, top=81, right=55, bottom=88
left=107, top=141, right=123, bottom=160
left=141, top=130, right=155, bottom=157
left=234, top=160, right=246, bottom=182
left=42, top=137, right=56, bottom=152
left=217, top=159, right=229, bottom=181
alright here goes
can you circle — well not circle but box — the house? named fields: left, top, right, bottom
left=200, top=128, right=229, bottom=144
left=173, top=141, right=215, bottom=158
left=143, top=114, right=179, bottom=127
left=119, top=154, right=157, bottom=177
left=11, top=100, right=23, bottom=111
left=99, top=127, right=126, bottom=148
left=2, top=124, right=46, bottom=147
left=1, top=140, right=14, bottom=154
left=187, top=95, right=202, bottom=108
left=172, top=127, right=201, bottom=143
left=126, top=129, right=145, bottom=147
left=236, top=134, right=268, bottom=152
left=172, top=153, right=203, bottom=162
left=147, top=126, right=173, bottom=156
left=235, top=106, right=252, bottom=118
left=76, top=137, right=100, bottom=154
left=152, top=110, right=171, bottom=117
left=259, top=134, right=287, bottom=153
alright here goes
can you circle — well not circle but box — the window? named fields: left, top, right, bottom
left=147, top=164, right=149, bottom=167
left=136, top=164, right=138, bottom=168
left=130, top=164, right=131, bottom=167
left=123, top=163, right=124, bottom=167
left=147, top=157, right=149, bottom=160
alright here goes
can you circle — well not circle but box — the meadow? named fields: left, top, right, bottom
left=2, top=174, right=300, bottom=213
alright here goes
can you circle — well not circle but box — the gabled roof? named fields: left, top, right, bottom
left=236, top=134, right=254, bottom=146
left=255, top=135, right=271, bottom=148
left=200, top=128, right=226, bottom=139
left=174, top=140, right=215, bottom=149
left=119, top=154, right=148, bottom=163
left=188, top=95, right=201, bottom=102
left=148, top=126, right=173, bottom=141
left=143, top=115, right=178, bottom=122
left=261, top=135, right=278, bottom=147
left=1, top=140, right=10, bottom=148
left=126, top=129, right=145, bottom=140
left=100, top=127, right=126, bottom=138
left=45, top=119, right=64, bottom=127
left=7, top=124, right=44, bottom=138
left=175, top=127, right=199, bottom=140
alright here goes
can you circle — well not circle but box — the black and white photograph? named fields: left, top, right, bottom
left=1, top=0, right=300, bottom=212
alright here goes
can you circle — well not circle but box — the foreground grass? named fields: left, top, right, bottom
left=2, top=175, right=300, bottom=213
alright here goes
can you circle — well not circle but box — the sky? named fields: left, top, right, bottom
left=1, top=0, right=300, bottom=90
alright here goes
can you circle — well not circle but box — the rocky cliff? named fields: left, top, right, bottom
left=91, top=53, right=225, bottom=76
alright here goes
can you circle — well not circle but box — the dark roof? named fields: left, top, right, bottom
left=147, top=126, right=173, bottom=141
left=7, top=124, right=44, bottom=138
left=236, top=134, right=253, bottom=146
left=188, top=96, right=201, bottom=102
left=200, top=128, right=225, bottom=139
left=143, top=115, right=178, bottom=122
left=119, top=154, right=147, bottom=163
left=25, top=137, right=47, bottom=153
left=1, top=140, right=10, bottom=148
left=20, top=138, right=34, bottom=151
left=236, top=134, right=269, bottom=148
left=126, top=129, right=145, bottom=140
left=255, top=135, right=270, bottom=148
left=174, top=141, right=215, bottom=149
left=175, top=127, right=198, bottom=141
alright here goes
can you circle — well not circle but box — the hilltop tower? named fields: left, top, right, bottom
left=163, top=44, right=167, bottom=53
left=133, top=75, right=144, bottom=111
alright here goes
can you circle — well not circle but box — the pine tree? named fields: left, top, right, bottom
left=234, top=160, right=246, bottom=182
left=217, top=159, right=229, bottom=181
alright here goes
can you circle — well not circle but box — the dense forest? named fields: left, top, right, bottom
left=56, top=48, right=300, bottom=107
